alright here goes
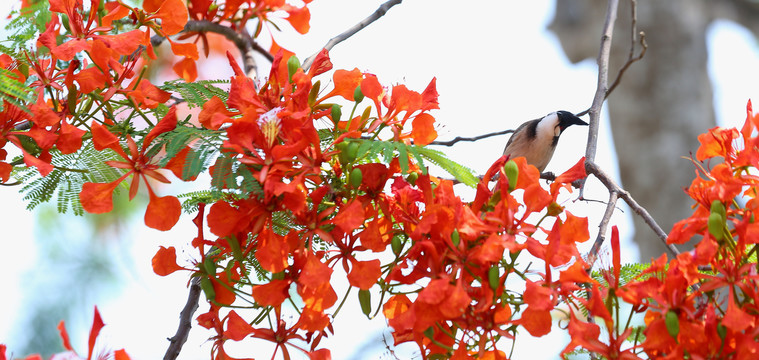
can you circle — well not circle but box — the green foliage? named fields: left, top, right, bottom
left=0, top=67, right=35, bottom=113
left=153, top=123, right=225, bottom=178
left=590, top=262, right=651, bottom=289
left=0, top=1, right=51, bottom=113
left=2, top=1, right=50, bottom=50
left=160, top=79, right=231, bottom=108
left=208, top=153, right=264, bottom=197
left=15, top=143, right=127, bottom=215
left=177, top=190, right=226, bottom=213
left=353, top=139, right=479, bottom=186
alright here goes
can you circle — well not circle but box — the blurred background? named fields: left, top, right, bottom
left=3, top=0, right=759, bottom=359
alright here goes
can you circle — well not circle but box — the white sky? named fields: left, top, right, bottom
left=2, top=1, right=759, bottom=359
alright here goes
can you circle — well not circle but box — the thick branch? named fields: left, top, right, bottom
left=302, top=0, right=403, bottom=71
left=163, top=277, right=202, bottom=360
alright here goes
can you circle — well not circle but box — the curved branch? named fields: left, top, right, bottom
left=577, top=0, right=647, bottom=118
left=163, top=277, right=202, bottom=360
left=151, top=20, right=274, bottom=79
left=302, top=0, right=403, bottom=71
left=585, top=161, right=679, bottom=262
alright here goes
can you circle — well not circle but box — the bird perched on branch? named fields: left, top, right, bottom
left=503, top=110, right=588, bottom=172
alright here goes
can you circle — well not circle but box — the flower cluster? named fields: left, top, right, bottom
left=8, top=0, right=759, bottom=359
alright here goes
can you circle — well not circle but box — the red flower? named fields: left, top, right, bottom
left=80, top=107, right=181, bottom=231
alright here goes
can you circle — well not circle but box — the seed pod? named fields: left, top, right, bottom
left=665, top=310, right=680, bottom=338
left=503, top=160, right=519, bottom=192
left=200, top=277, right=216, bottom=301
left=350, top=168, right=363, bottom=188
left=488, top=265, right=500, bottom=290
left=708, top=212, right=724, bottom=240
left=358, top=289, right=372, bottom=317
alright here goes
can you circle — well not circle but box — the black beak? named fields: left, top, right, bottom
left=556, top=110, right=588, bottom=130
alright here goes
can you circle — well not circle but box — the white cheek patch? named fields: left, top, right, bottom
left=554, top=125, right=561, bottom=137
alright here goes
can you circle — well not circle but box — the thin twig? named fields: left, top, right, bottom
left=432, top=0, right=647, bottom=149
left=577, top=0, right=647, bottom=118
left=163, top=277, right=202, bottom=360
left=302, top=0, right=403, bottom=71
left=444, top=171, right=583, bottom=188
left=432, top=0, right=649, bottom=149
left=428, top=129, right=514, bottom=146
left=587, top=191, right=619, bottom=267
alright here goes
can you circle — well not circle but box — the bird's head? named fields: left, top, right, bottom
left=555, top=110, right=588, bottom=132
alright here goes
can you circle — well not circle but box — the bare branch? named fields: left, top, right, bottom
left=575, top=0, right=679, bottom=264
left=163, top=277, right=202, bottom=360
left=587, top=191, right=619, bottom=268
left=585, top=161, right=679, bottom=259
left=577, top=0, right=647, bottom=118
left=583, top=0, right=619, bottom=168
left=428, top=129, right=514, bottom=146
left=302, top=0, right=403, bottom=71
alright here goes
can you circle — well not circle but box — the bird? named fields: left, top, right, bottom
left=503, top=110, right=588, bottom=172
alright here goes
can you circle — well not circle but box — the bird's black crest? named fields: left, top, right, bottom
left=556, top=111, right=588, bottom=131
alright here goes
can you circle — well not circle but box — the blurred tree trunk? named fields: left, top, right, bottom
left=551, top=0, right=759, bottom=261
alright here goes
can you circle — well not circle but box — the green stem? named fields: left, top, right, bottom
left=332, top=286, right=352, bottom=318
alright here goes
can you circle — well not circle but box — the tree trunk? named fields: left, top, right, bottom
left=551, top=0, right=718, bottom=261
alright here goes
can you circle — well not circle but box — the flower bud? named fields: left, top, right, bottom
left=488, top=265, right=500, bottom=290
left=503, top=160, right=519, bottom=192
left=349, top=168, right=363, bottom=188
left=358, top=289, right=372, bottom=317
left=451, top=229, right=460, bottom=247
left=708, top=212, right=724, bottom=240
left=353, top=85, right=364, bottom=103
left=200, top=277, right=215, bottom=301
left=287, top=56, right=301, bottom=82
left=331, top=104, right=342, bottom=124
left=665, top=310, right=680, bottom=338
